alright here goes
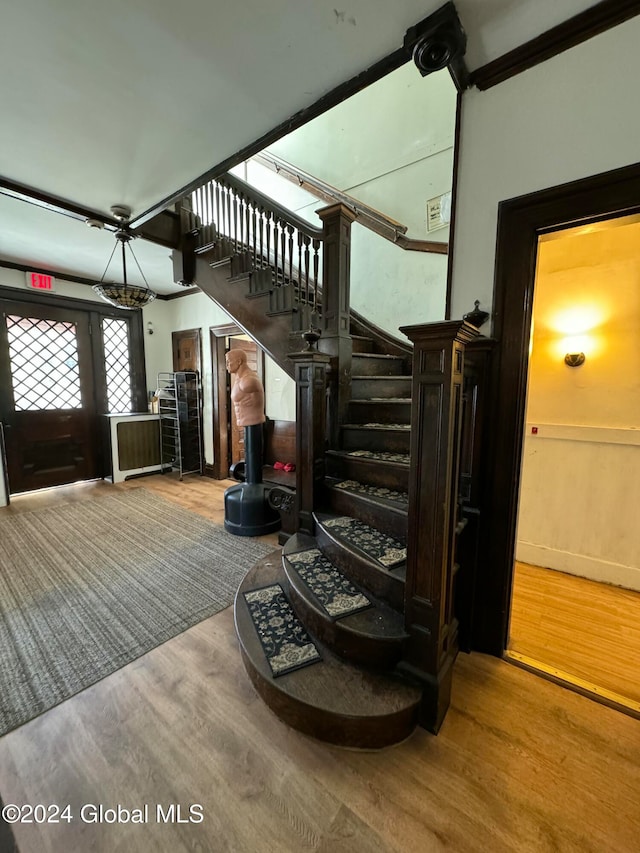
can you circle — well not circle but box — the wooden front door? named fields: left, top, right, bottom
left=0, top=301, right=100, bottom=493
left=172, top=329, right=202, bottom=373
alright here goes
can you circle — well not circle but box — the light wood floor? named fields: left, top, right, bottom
left=509, top=561, right=640, bottom=708
left=1, top=477, right=639, bottom=852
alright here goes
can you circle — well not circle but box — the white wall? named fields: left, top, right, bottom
left=450, top=15, right=640, bottom=323
left=234, top=63, right=456, bottom=338
left=144, top=292, right=297, bottom=465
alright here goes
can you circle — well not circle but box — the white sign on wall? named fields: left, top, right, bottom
left=426, top=192, right=451, bottom=233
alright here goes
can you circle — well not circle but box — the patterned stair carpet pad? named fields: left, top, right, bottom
left=285, top=548, right=371, bottom=619
left=333, top=479, right=409, bottom=507
left=0, top=489, right=273, bottom=736
left=243, top=584, right=321, bottom=677
left=324, top=517, right=406, bottom=569
left=346, top=450, right=410, bottom=465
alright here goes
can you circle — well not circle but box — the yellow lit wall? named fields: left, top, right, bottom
left=516, top=218, right=640, bottom=590
left=526, top=220, right=640, bottom=428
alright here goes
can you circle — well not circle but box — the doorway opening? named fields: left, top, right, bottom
left=506, top=215, right=640, bottom=715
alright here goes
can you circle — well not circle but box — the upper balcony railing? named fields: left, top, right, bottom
left=189, top=171, right=324, bottom=322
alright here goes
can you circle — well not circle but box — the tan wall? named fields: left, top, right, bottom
left=516, top=220, right=640, bottom=589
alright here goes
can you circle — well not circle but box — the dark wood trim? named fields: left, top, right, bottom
left=0, top=178, right=181, bottom=248
left=477, top=161, right=640, bottom=656
left=131, top=50, right=410, bottom=228
left=161, top=287, right=199, bottom=300
left=1, top=261, right=193, bottom=301
left=470, top=0, right=640, bottom=91
left=0, top=282, right=138, bottom=318
left=204, top=462, right=217, bottom=479
left=445, top=91, right=463, bottom=319
left=209, top=323, right=243, bottom=479
left=1, top=260, right=104, bottom=290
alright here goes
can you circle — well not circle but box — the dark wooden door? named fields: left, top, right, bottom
left=228, top=337, right=260, bottom=465
left=0, top=302, right=100, bottom=493
left=172, top=329, right=202, bottom=373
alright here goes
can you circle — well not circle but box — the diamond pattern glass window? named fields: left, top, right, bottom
left=102, top=318, right=133, bottom=413
left=6, top=315, right=82, bottom=411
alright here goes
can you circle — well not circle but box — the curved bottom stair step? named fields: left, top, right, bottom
left=315, top=512, right=406, bottom=611
left=283, top=534, right=407, bottom=669
left=235, top=552, right=421, bottom=749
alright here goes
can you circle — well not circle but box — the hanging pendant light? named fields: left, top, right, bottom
left=93, top=205, right=157, bottom=309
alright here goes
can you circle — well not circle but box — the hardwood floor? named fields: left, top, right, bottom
left=0, top=477, right=639, bottom=852
left=509, top=561, right=640, bottom=709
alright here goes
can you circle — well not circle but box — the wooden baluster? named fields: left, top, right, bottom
left=273, top=218, right=280, bottom=284
left=245, top=197, right=251, bottom=255
left=312, top=238, right=320, bottom=315
left=265, top=210, right=271, bottom=269
left=281, top=225, right=287, bottom=286
left=258, top=208, right=264, bottom=267
left=240, top=193, right=245, bottom=251
left=303, top=235, right=310, bottom=308
left=288, top=226, right=294, bottom=296
left=215, top=182, right=222, bottom=236
left=252, top=204, right=258, bottom=268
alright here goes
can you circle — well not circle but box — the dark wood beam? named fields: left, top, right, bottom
left=0, top=177, right=181, bottom=249
left=470, top=0, right=640, bottom=91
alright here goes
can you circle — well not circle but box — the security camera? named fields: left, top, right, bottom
left=404, top=3, right=468, bottom=86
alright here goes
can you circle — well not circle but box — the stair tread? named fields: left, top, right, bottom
left=352, top=352, right=403, bottom=360
left=326, top=478, right=409, bottom=510
left=235, top=554, right=420, bottom=738
left=283, top=537, right=406, bottom=640
left=327, top=449, right=411, bottom=466
left=315, top=512, right=406, bottom=571
left=343, top=422, right=411, bottom=431
left=352, top=375, right=411, bottom=380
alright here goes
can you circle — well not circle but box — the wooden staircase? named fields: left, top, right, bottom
left=235, top=331, right=421, bottom=748
left=178, top=171, right=483, bottom=746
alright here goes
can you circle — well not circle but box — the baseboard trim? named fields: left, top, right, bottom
left=504, top=651, right=640, bottom=720
left=516, top=542, right=640, bottom=592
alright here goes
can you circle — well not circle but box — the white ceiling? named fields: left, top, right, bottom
left=0, top=0, right=602, bottom=295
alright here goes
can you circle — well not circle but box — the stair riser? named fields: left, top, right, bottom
left=326, top=488, right=408, bottom=540
left=341, top=428, right=411, bottom=454
left=351, top=377, right=412, bottom=399
left=347, top=401, right=411, bottom=424
left=284, top=575, right=404, bottom=670
left=350, top=337, right=375, bottom=354
left=240, top=647, right=418, bottom=748
left=325, top=456, right=410, bottom=492
left=316, top=526, right=405, bottom=611
left=352, top=355, right=406, bottom=376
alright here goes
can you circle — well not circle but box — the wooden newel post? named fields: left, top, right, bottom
left=398, top=319, right=479, bottom=733
left=316, top=203, right=356, bottom=447
left=289, top=349, right=330, bottom=535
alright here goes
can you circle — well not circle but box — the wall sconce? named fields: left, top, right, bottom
left=147, top=322, right=154, bottom=336
left=564, top=351, right=585, bottom=367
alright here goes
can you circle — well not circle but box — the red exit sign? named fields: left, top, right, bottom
left=26, top=272, right=55, bottom=292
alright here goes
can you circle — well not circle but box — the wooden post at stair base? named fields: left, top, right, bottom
left=316, top=203, right=356, bottom=448
left=398, top=319, right=479, bottom=733
left=289, top=349, right=330, bottom=535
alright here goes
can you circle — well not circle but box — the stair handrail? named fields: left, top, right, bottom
left=253, top=151, right=448, bottom=256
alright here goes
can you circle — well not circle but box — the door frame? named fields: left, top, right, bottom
left=210, top=323, right=265, bottom=479
left=0, top=286, right=147, bottom=486
left=473, top=161, right=640, bottom=655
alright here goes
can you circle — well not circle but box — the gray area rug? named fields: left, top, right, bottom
left=0, top=489, right=272, bottom=736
